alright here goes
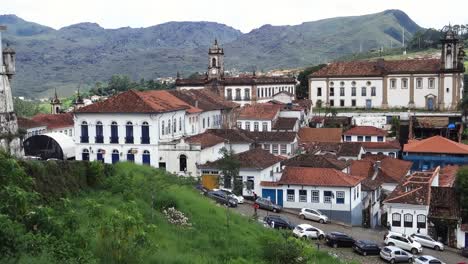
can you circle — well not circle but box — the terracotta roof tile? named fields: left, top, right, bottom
left=279, top=167, right=363, bottom=187
left=298, top=128, right=342, bottom=143
left=199, top=147, right=283, bottom=170
left=185, top=132, right=225, bottom=149
left=350, top=155, right=412, bottom=184
left=176, top=75, right=296, bottom=86
left=238, top=104, right=281, bottom=120
left=344, top=126, right=387, bottom=136
left=260, top=181, right=281, bottom=187
left=243, top=130, right=297, bottom=143
left=362, top=140, right=401, bottom=151
left=438, top=165, right=459, bottom=187
left=169, top=89, right=238, bottom=111
left=282, top=154, right=348, bottom=170
left=403, top=135, right=468, bottom=154
left=31, top=113, right=74, bottom=129
left=17, top=117, right=46, bottom=129
left=205, top=129, right=254, bottom=143
left=272, top=117, right=297, bottom=131
left=304, top=142, right=362, bottom=157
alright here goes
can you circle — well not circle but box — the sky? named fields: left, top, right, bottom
left=2, top=0, right=468, bottom=33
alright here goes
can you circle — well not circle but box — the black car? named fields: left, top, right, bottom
left=206, top=190, right=238, bottom=207
left=263, top=215, right=295, bottom=230
left=255, top=197, right=282, bottom=212
left=462, top=247, right=468, bottom=258
left=352, top=240, right=381, bottom=256
left=325, top=232, right=355, bottom=248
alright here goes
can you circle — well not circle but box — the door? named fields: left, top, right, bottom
left=262, top=189, right=276, bottom=204
left=97, top=153, right=104, bottom=163
left=112, top=153, right=119, bottom=164
left=427, top=97, right=434, bottom=110
left=366, top=99, right=372, bottom=109
left=465, top=232, right=468, bottom=247
left=307, top=228, right=318, bottom=239
left=277, top=190, right=283, bottom=206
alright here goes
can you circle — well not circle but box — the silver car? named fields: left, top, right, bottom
left=409, top=234, right=444, bottom=251
left=414, top=255, right=445, bottom=264
left=299, top=208, right=328, bottom=223
left=380, top=246, right=413, bottom=263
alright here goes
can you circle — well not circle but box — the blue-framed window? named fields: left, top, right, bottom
left=336, top=191, right=345, bottom=204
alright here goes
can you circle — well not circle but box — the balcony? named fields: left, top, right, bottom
left=141, top=137, right=150, bottom=144
left=95, top=135, right=104, bottom=143
left=110, top=137, right=119, bottom=144
left=80, top=136, right=89, bottom=143
left=125, top=136, right=134, bottom=144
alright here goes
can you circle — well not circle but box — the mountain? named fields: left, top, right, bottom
left=0, top=10, right=422, bottom=98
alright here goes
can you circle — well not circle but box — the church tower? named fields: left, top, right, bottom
left=207, top=39, right=224, bottom=80
left=73, top=88, right=85, bottom=110
left=440, top=25, right=463, bottom=71
left=0, top=25, right=22, bottom=156
left=51, top=88, right=62, bottom=114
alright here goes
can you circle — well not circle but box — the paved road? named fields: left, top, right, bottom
left=232, top=203, right=467, bottom=264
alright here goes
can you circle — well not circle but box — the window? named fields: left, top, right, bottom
left=80, top=121, right=89, bottom=143
left=365, top=136, right=371, bottom=142
left=227, top=89, right=232, bottom=100
left=142, top=150, right=151, bottom=165
left=404, top=214, right=413, bottom=228
left=263, top=144, right=271, bottom=152
left=329, top=81, right=334, bottom=86
left=429, top=78, right=435, bottom=89
left=125, top=121, right=134, bottom=144
left=390, top=79, right=396, bottom=89
left=311, top=190, right=319, bottom=203
left=392, top=213, right=401, bottom=227
left=361, top=87, right=366, bottom=96
left=112, top=149, right=119, bottom=164
left=82, top=149, right=89, bottom=161
left=340, top=99, right=345, bottom=107
left=366, top=81, right=371, bottom=86
left=317, top=87, right=322, bottom=96
left=272, top=144, right=279, bottom=154
left=351, top=99, right=356, bottom=107
left=402, top=78, right=408, bottom=89
left=179, top=154, right=187, bottom=172
left=351, top=87, right=356, bottom=96
left=237, top=122, right=242, bottom=128
left=416, top=78, right=422, bottom=89
left=110, top=121, right=118, bottom=143
left=345, top=136, right=351, bottom=141
left=244, top=89, right=250, bottom=100
left=324, top=191, right=332, bottom=203
left=167, top=119, right=171, bottom=134
left=329, top=100, right=334, bottom=107
left=287, top=189, right=295, bottom=202
left=245, top=122, right=250, bottom=131
left=161, top=121, right=165, bottom=136
left=179, top=117, right=182, bottom=131
left=207, top=117, right=210, bottom=128
left=377, top=136, right=384, bottom=142
left=254, top=122, right=259, bottom=131
left=127, top=149, right=135, bottom=162
left=336, top=191, right=345, bottom=204
left=202, top=118, right=205, bottom=129
left=299, top=190, right=307, bottom=202
left=340, top=87, right=345, bottom=96
left=280, top=144, right=287, bottom=155
left=95, top=121, right=103, bottom=143
left=417, top=214, right=426, bottom=228
left=446, top=87, right=449, bottom=93
left=141, top=122, right=149, bottom=144
left=262, top=122, right=268, bottom=131
left=235, top=89, right=241, bottom=100
left=371, top=87, right=376, bottom=96
left=329, top=87, right=334, bottom=96
left=357, top=136, right=363, bottom=142
left=96, top=149, right=104, bottom=163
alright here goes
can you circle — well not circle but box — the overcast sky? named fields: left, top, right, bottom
left=2, top=0, right=468, bottom=33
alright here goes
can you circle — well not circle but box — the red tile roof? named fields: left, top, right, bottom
left=76, top=90, right=202, bottom=114
left=282, top=154, right=348, bottom=170
left=31, top=113, right=74, bottom=129
left=205, top=129, right=254, bottom=143
left=185, top=132, right=225, bottom=149
left=272, top=117, right=297, bottom=131
left=403, top=136, right=468, bottom=155
left=260, top=181, right=281, bottom=187
left=279, top=167, right=363, bottom=187
left=344, top=126, right=387, bottom=136
left=311, top=58, right=441, bottom=77
left=242, top=130, right=297, bottom=143
left=17, top=117, right=46, bottom=129
left=298, top=128, right=342, bottom=143
left=350, top=155, right=412, bottom=184
left=438, top=165, right=459, bottom=187
left=238, top=104, right=281, bottom=120
left=362, top=140, right=401, bottom=151
left=169, top=89, right=238, bottom=111
left=176, top=75, right=296, bottom=86
left=428, top=187, right=460, bottom=220
left=199, top=147, right=284, bottom=170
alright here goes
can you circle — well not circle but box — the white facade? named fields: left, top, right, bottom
left=352, top=116, right=388, bottom=129
left=456, top=226, right=467, bottom=249
left=261, top=139, right=298, bottom=158
left=385, top=204, right=429, bottom=235
left=344, top=134, right=385, bottom=143
left=237, top=119, right=273, bottom=132
left=24, top=125, right=47, bottom=139
left=49, top=126, right=74, bottom=137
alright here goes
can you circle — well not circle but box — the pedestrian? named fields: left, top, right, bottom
left=253, top=192, right=258, bottom=200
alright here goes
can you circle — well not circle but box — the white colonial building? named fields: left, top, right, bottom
left=343, top=126, right=400, bottom=157
left=309, top=27, right=465, bottom=111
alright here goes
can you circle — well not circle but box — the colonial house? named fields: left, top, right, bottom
left=309, top=26, right=465, bottom=110
left=403, top=135, right=468, bottom=171
left=176, top=40, right=296, bottom=106
left=266, top=167, right=364, bottom=225
left=343, top=126, right=400, bottom=157
left=198, top=147, right=284, bottom=197
left=17, top=117, right=47, bottom=139
left=245, top=131, right=299, bottom=158
left=31, top=113, right=74, bottom=137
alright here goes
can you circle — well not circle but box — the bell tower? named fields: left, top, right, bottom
left=51, top=88, right=62, bottom=114
left=440, top=25, right=462, bottom=71
left=207, top=39, right=224, bottom=80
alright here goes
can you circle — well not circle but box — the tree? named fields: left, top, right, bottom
left=13, top=98, right=41, bottom=117
left=217, top=147, right=241, bottom=195
left=455, top=166, right=468, bottom=222
left=296, top=64, right=326, bottom=99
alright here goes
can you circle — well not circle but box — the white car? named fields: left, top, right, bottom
left=384, top=232, right=422, bottom=254
left=299, top=208, right=328, bottom=223
left=213, top=188, right=244, bottom=204
left=380, top=246, right=414, bottom=263
left=409, top=234, right=444, bottom=251
left=414, top=255, right=445, bottom=264
left=292, top=224, right=325, bottom=240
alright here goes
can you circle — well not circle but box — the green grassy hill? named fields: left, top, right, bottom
left=0, top=156, right=346, bottom=264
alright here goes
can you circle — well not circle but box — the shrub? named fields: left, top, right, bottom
left=163, top=207, right=191, bottom=227
left=86, top=161, right=105, bottom=187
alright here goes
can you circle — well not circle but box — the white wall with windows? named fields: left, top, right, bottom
left=261, top=140, right=298, bottom=158
left=198, top=110, right=223, bottom=134
left=256, top=84, right=295, bottom=100
left=237, top=119, right=273, bottom=132
left=344, top=135, right=386, bottom=143
left=224, top=85, right=252, bottom=106
left=385, top=204, right=429, bottom=235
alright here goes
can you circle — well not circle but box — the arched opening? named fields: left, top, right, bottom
left=55, top=106, right=60, bottom=113
left=427, top=97, right=435, bottom=110
left=125, top=121, right=134, bottom=143
left=179, top=154, right=187, bottom=172
left=235, top=89, right=241, bottom=100
left=82, top=149, right=90, bottom=161
left=95, top=121, right=103, bottom=143
left=97, top=149, right=105, bottom=163
left=110, top=121, right=119, bottom=143
left=81, top=121, right=89, bottom=143
left=142, top=150, right=150, bottom=165
left=141, top=122, right=150, bottom=144
left=111, top=149, right=119, bottom=164
left=127, top=149, right=135, bottom=162
left=211, top=57, right=217, bottom=67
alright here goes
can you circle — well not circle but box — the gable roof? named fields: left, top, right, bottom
left=362, top=140, right=401, bottom=151
left=198, top=147, right=283, bottom=170
left=282, top=154, right=348, bottom=170
left=278, top=167, right=363, bottom=187
left=169, top=89, right=238, bottom=111
left=205, top=129, right=254, bottom=144
left=243, top=130, right=297, bottom=143
left=31, top=113, right=74, bottom=129
left=76, top=90, right=202, bottom=114
left=185, top=132, right=225, bottom=149
left=298, top=128, right=342, bottom=143
left=403, top=135, right=468, bottom=155
left=438, top=165, right=459, bottom=187
left=350, top=155, right=412, bottom=184
left=238, top=104, right=281, bottom=120
left=306, top=142, right=363, bottom=157
left=17, top=116, right=46, bottom=129
left=344, top=126, right=387, bottom=136
left=272, top=117, right=298, bottom=131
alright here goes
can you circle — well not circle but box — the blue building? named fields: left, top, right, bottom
left=403, top=136, right=468, bottom=171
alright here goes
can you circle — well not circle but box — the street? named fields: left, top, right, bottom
left=232, top=203, right=467, bottom=264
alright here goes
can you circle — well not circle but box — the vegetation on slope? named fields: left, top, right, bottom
left=0, top=155, right=347, bottom=264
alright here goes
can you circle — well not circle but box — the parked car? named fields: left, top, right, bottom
left=352, top=240, right=381, bottom=256
left=409, top=234, right=444, bottom=251
left=380, top=246, right=414, bottom=263
left=462, top=247, right=468, bottom=257
left=299, top=208, right=328, bottom=223
left=255, top=197, right=282, bottom=213
left=384, top=231, right=422, bottom=254
left=414, top=255, right=445, bottom=264
left=263, top=215, right=295, bottom=230
left=293, top=224, right=325, bottom=240
left=206, top=190, right=238, bottom=207
left=213, top=188, right=244, bottom=204
left=325, top=232, right=355, bottom=248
